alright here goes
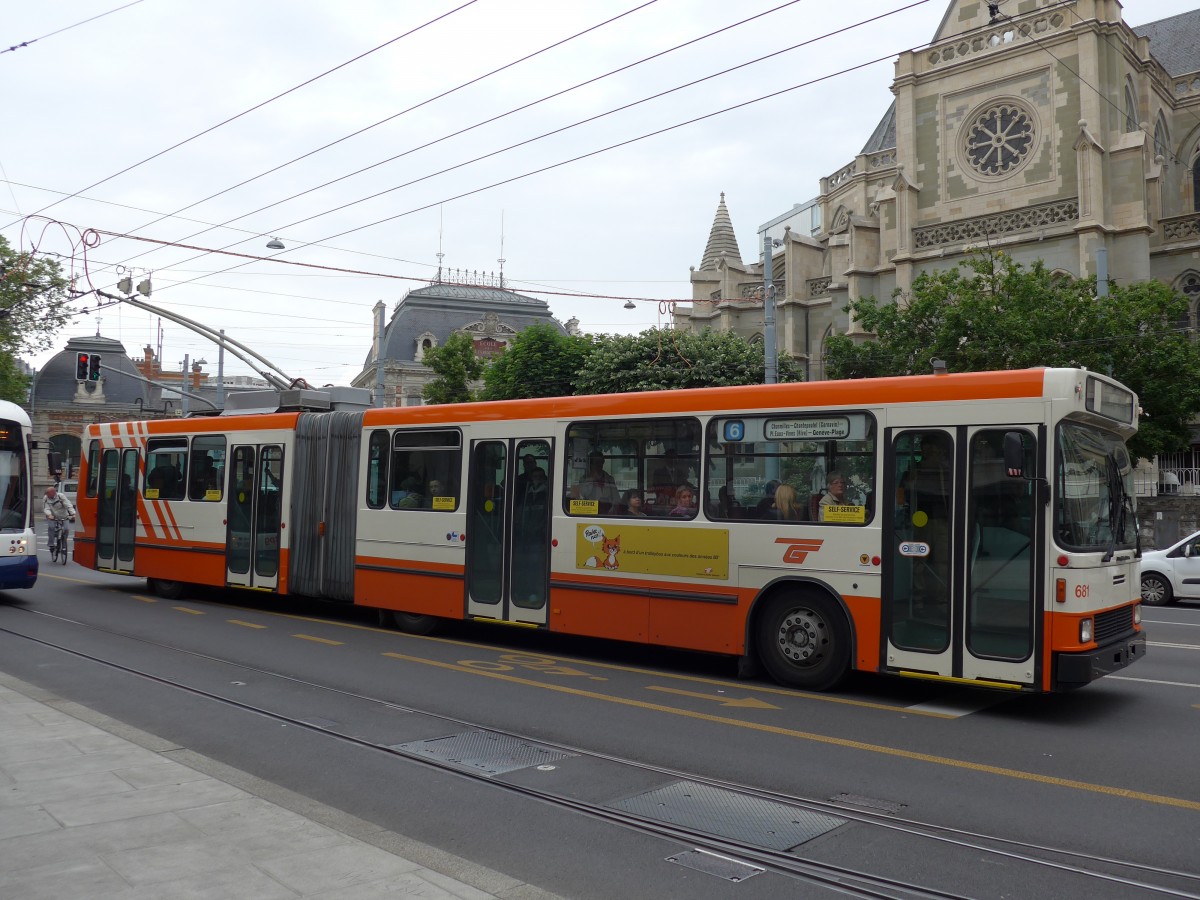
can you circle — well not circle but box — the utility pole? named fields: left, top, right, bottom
left=1095, top=247, right=1109, bottom=297
left=763, top=233, right=778, bottom=385
left=181, top=354, right=189, bottom=415
left=217, top=329, right=226, bottom=410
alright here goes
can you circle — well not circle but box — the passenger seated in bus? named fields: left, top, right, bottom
left=651, top=450, right=691, bottom=503
left=717, top=484, right=741, bottom=518
left=425, top=479, right=444, bottom=508
left=668, top=484, right=697, bottom=518
left=818, top=472, right=847, bottom=521
left=770, top=484, right=802, bottom=520
left=573, top=451, right=619, bottom=513
left=392, top=475, right=423, bottom=508
left=754, top=480, right=780, bottom=518
left=149, top=463, right=184, bottom=500
left=622, top=488, right=647, bottom=516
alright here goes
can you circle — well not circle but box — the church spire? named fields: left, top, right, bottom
left=699, top=192, right=742, bottom=270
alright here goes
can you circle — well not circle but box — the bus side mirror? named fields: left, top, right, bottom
left=1003, top=432, right=1024, bottom=477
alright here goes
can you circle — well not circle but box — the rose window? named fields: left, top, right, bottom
left=964, top=103, right=1035, bottom=177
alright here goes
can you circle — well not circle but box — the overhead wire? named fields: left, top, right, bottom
left=103, top=3, right=931, bottom=290
left=1, top=0, right=483, bottom=230
left=1, top=0, right=147, bottom=55
left=160, top=0, right=918, bottom=263
left=115, top=0, right=662, bottom=249
left=127, top=49, right=915, bottom=296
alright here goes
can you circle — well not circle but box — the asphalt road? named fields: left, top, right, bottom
left=2, top=555, right=1197, bottom=899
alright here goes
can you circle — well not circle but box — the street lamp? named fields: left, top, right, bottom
left=266, top=237, right=284, bottom=250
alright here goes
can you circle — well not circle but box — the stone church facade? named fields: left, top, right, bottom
left=677, top=1, right=1200, bottom=383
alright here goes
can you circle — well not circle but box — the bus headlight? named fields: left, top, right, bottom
left=1133, top=603, right=1141, bottom=625
left=1079, top=617, right=1094, bottom=643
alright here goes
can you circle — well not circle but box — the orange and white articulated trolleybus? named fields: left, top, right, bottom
left=74, top=367, right=1145, bottom=692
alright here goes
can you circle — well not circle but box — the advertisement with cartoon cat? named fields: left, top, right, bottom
left=575, top=524, right=728, bottom=579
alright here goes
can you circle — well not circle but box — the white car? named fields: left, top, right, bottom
left=1139, top=530, right=1200, bottom=606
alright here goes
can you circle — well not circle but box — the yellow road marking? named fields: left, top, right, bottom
left=174, top=607, right=204, bottom=615
left=294, top=634, right=342, bottom=646
left=133, top=595, right=157, bottom=603
left=646, top=686, right=780, bottom=709
left=210, top=603, right=948, bottom=717
left=38, top=573, right=102, bottom=584
left=229, top=620, right=267, bottom=629
left=382, top=651, right=1200, bottom=812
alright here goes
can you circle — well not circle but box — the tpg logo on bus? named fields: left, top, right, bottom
left=775, top=537, right=824, bottom=564
left=898, top=541, right=930, bottom=557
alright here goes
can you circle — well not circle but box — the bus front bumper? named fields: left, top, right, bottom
left=1053, top=631, right=1146, bottom=691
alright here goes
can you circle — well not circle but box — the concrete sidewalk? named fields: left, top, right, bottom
left=0, top=672, right=557, bottom=899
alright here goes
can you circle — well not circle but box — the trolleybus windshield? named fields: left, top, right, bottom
left=0, top=423, right=27, bottom=531
left=1055, top=420, right=1136, bottom=551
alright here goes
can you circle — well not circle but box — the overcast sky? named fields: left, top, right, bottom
left=2, top=1, right=1192, bottom=387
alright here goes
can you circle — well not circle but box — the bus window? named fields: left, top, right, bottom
left=365, top=429, right=389, bottom=509
left=85, top=440, right=99, bottom=498
left=188, top=435, right=226, bottom=501
left=706, top=412, right=876, bottom=524
left=145, top=439, right=187, bottom=501
left=390, top=429, right=461, bottom=511
left=564, top=418, right=701, bottom=517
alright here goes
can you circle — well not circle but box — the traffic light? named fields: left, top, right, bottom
left=75, top=352, right=89, bottom=381
left=88, top=353, right=102, bottom=381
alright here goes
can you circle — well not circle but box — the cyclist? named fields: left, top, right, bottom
left=44, top=485, right=76, bottom=556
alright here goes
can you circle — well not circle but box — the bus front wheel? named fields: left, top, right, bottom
left=381, top=609, right=440, bottom=635
left=755, top=591, right=850, bottom=691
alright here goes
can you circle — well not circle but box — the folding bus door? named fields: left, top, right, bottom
left=95, top=448, right=139, bottom=574
left=883, top=426, right=1041, bottom=687
left=226, top=444, right=284, bottom=591
left=464, top=438, right=553, bottom=626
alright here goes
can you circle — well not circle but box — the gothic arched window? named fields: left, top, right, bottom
left=1154, top=115, right=1169, bottom=162
left=1124, top=80, right=1138, bottom=133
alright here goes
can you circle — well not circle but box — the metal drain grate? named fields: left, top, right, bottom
left=666, top=849, right=763, bottom=882
left=830, top=793, right=905, bottom=814
left=609, top=781, right=845, bottom=851
left=392, top=730, right=574, bottom=776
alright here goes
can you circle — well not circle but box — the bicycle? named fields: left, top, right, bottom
left=48, top=518, right=70, bottom=565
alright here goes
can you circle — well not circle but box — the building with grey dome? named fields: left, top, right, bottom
left=351, top=274, right=570, bottom=406
left=28, top=335, right=164, bottom=492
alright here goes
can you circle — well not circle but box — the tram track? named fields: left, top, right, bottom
left=2, top=603, right=1198, bottom=900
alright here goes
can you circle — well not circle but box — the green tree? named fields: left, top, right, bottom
left=0, top=236, right=74, bottom=402
left=421, top=332, right=485, bottom=404
left=480, top=322, right=594, bottom=400
left=825, top=249, right=1200, bottom=459
left=575, top=327, right=799, bottom=395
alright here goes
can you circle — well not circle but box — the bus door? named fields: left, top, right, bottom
left=225, top=444, right=284, bottom=591
left=884, top=427, right=1041, bottom=687
left=465, top=438, right=553, bottom=626
left=96, top=448, right=139, bottom=573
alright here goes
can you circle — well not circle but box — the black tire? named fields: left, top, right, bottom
left=58, top=537, right=68, bottom=564
left=149, top=578, right=186, bottom=600
left=755, top=591, right=851, bottom=691
left=1140, top=571, right=1173, bottom=606
left=381, top=609, right=440, bottom=635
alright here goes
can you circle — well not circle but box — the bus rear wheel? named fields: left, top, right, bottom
left=149, top=578, right=186, bottom=600
left=381, top=609, right=440, bottom=635
left=755, top=591, right=850, bottom=691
